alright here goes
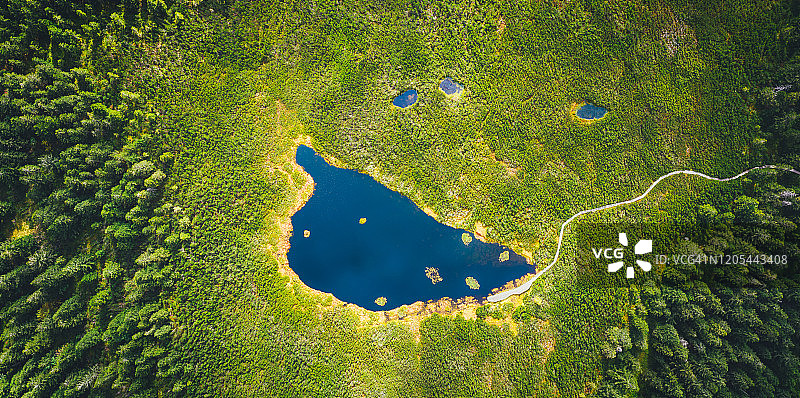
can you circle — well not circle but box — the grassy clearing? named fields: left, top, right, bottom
left=123, top=0, right=790, bottom=395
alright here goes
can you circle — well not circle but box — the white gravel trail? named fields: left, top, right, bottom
left=487, top=165, right=800, bottom=303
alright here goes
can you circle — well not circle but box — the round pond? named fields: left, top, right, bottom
left=576, top=103, right=608, bottom=120
left=439, top=78, right=463, bottom=95
left=392, top=89, right=418, bottom=108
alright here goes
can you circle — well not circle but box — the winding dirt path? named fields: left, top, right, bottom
left=487, top=165, right=800, bottom=302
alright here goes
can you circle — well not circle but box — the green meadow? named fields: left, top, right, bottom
left=1, top=0, right=798, bottom=397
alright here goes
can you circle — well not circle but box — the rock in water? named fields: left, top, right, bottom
left=499, top=251, right=509, bottom=262
left=465, top=276, right=480, bottom=290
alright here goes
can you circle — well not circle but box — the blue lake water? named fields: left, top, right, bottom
left=288, top=145, right=533, bottom=310
left=576, top=103, right=608, bottom=120
left=439, top=78, right=463, bottom=95
left=392, top=89, right=418, bottom=108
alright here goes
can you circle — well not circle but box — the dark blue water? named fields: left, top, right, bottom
left=439, top=78, right=463, bottom=95
left=576, top=103, right=608, bottom=120
left=288, top=146, right=533, bottom=310
left=392, top=89, right=417, bottom=108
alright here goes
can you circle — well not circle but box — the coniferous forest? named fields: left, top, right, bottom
left=1, top=0, right=799, bottom=397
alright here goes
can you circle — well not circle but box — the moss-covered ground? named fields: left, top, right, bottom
left=126, top=0, right=792, bottom=395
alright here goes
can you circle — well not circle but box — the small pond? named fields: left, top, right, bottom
left=288, top=145, right=533, bottom=310
left=439, top=78, right=463, bottom=95
left=576, top=103, right=608, bottom=120
left=392, top=89, right=418, bottom=108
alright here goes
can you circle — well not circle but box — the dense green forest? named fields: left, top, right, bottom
left=1, top=0, right=799, bottom=397
left=0, top=1, right=186, bottom=396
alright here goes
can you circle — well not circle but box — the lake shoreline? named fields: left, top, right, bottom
left=275, top=139, right=533, bottom=320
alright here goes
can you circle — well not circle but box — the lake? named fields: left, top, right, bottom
left=576, top=103, right=608, bottom=120
left=288, top=145, right=533, bottom=311
left=392, top=89, right=418, bottom=108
